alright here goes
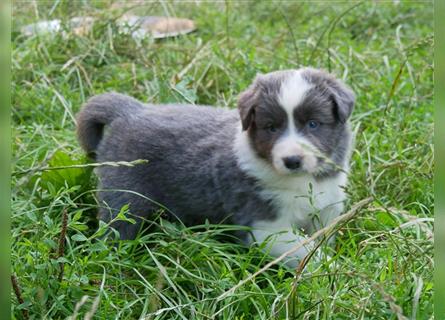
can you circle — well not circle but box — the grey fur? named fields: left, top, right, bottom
left=76, top=93, right=146, bottom=158
left=301, top=68, right=355, bottom=124
left=76, top=69, right=354, bottom=240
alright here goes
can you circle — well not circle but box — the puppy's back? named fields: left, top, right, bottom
left=78, top=97, right=243, bottom=237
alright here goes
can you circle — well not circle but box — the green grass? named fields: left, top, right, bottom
left=11, top=1, right=434, bottom=319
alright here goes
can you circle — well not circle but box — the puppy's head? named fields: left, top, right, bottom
left=238, top=68, right=355, bottom=177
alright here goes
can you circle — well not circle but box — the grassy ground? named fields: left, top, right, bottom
left=11, top=1, right=434, bottom=319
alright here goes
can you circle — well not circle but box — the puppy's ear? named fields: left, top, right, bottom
left=238, top=84, right=259, bottom=131
left=329, top=81, right=355, bottom=123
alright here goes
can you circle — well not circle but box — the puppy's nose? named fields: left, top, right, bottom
left=283, top=156, right=302, bottom=170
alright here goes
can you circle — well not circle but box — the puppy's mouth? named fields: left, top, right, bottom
left=272, top=153, right=335, bottom=177
left=269, top=137, right=337, bottom=177
left=272, top=156, right=315, bottom=175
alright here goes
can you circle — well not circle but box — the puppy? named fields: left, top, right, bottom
left=76, top=68, right=354, bottom=266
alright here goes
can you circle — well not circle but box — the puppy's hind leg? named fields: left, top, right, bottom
left=98, top=205, right=148, bottom=240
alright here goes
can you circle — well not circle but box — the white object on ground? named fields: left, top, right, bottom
left=21, top=16, right=94, bottom=37
left=21, top=15, right=195, bottom=40
left=117, top=15, right=196, bottom=40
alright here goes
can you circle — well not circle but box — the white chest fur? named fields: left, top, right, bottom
left=257, top=173, right=347, bottom=232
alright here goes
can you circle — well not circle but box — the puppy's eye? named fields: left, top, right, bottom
left=266, top=124, right=277, bottom=133
left=307, top=120, right=320, bottom=129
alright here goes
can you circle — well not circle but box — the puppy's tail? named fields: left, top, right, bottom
left=76, top=92, right=145, bottom=158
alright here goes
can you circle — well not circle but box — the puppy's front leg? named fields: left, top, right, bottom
left=306, top=204, right=344, bottom=246
left=249, top=222, right=315, bottom=268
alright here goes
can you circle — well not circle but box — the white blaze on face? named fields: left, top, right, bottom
left=272, top=70, right=319, bottom=175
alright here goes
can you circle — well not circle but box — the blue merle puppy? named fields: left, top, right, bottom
left=76, top=67, right=355, bottom=266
